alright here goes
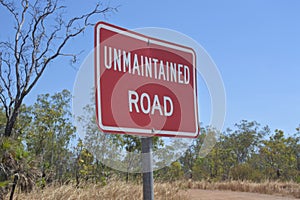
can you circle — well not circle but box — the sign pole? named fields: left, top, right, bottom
left=141, top=136, right=154, bottom=200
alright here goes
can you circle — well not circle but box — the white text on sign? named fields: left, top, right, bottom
left=128, top=90, right=173, bottom=117
left=104, top=46, right=190, bottom=85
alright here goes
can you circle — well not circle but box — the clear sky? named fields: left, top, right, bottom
left=1, top=0, right=300, bottom=135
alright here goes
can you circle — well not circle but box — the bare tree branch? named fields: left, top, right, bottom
left=0, top=0, right=117, bottom=137
left=13, top=0, right=29, bottom=107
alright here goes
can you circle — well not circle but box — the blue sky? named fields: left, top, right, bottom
left=1, top=0, right=300, bottom=135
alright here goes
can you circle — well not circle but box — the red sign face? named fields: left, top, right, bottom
left=94, top=22, right=199, bottom=138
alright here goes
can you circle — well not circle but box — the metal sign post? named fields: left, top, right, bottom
left=141, top=136, right=154, bottom=200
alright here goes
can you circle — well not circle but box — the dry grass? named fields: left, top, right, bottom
left=9, top=180, right=300, bottom=199
left=11, top=181, right=189, bottom=200
left=181, top=180, right=300, bottom=198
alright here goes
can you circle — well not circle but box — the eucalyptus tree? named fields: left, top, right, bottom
left=0, top=0, right=116, bottom=137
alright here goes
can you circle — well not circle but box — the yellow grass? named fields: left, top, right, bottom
left=10, top=180, right=300, bottom=199
left=11, top=181, right=189, bottom=200
left=181, top=180, right=300, bottom=198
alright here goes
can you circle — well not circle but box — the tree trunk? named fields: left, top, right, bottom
left=4, top=113, right=17, bottom=137
left=4, top=101, right=22, bottom=137
left=126, top=172, right=129, bottom=183
left=9, top=174, right=18, bottom=200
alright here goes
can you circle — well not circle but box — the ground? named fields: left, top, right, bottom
left=184, top=189, right=298, bottom=200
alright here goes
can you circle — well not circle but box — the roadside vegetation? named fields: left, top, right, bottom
left=0, top=1, right=299, bottom=199
left=10, top=181, right=189, bottom=200
left=1, top=90, right=300, bottom=199
left=8, top=180, right=300, bottom=199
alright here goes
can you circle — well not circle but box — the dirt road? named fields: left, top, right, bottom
left=184, top=189, right=298, bottom=200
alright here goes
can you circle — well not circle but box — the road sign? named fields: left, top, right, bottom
left=94, top=22, right=199, bottom=138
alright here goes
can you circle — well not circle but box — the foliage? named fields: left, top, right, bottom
left=0, top=0, right=117, bottom=198
left=1, top=95, right=300, bottom=198
left=185, top=121, right=299, bottom=182
left=0, top=90, right=76, bottom=198
left=259, top=129, right=299, bottom=180
left=24, top=90, right=76, bottom=184
left=0, top=137, right=40, bottom=198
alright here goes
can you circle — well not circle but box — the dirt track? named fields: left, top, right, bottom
left=184, top=189, right=298, bottom=200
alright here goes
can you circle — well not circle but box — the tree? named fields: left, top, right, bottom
left=79, top=102, right=164, bottom=182
left=259, top=129, right=298, bottom=180
left=0, top=107, right=6, bottom=133
left=0, top=0, right=116, bottom=137
left=25, top=90, right=76, bottom=184
left=180, top=125, right=207, bottom=175
left=0, top=90, right=76, bottom=198
left=190, top=121, right=269, bottom=181
left=155, top=161, right=183, bottom=181
left=73, top=139, right=95, bottom=187
left=0, top=125, right=40, bottom=199
left=192, top=137, right=234, bottom=181
left=225, top=120, right=269, bottom=164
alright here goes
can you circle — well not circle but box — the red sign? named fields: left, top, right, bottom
left=94, top=22, right=199, bottom=138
